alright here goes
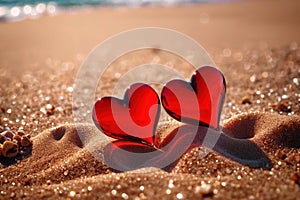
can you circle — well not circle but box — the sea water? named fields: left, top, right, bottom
left=0, top=0, right=224, bottom=22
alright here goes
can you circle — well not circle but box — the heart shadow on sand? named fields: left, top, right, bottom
left=103, top=112, right=300, bottom=172
left=104, top=124, right=272, bottom=172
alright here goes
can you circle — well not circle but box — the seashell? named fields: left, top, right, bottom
left=1, top=130, right=14, bottom=139
left=17, top=130, right=25, bottom=137
left=21, top=136, right=32, bottom=147
left=2, top=141, right=19, bottom=158
left=13, top=135, right=22, bottom=143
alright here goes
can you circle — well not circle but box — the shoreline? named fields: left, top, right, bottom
left=0, top=0, right=299, bottom=72
left=0, top=1, right=230, bottom=23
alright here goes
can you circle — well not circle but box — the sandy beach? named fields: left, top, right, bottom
left=0, top=0, right=300, bottom=199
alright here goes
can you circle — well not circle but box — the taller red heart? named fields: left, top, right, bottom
left=93, top=83, right=160, bottom=145
left=161, top=66, right=226, bottom=129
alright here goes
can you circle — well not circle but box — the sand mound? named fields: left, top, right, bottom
left=0, top=112, right=299, bottom=199
left=224, top=112, right=300, bottom=149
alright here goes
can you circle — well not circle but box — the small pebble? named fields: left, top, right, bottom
left=1, top=131, right=14, bottom=139
left=17, top=130, right=25, bottom=136
left=46, top=104, right=55, bottom=115
left=12, top=139, right=19, bottom=145
left=284, top=153, right=300, bottom=165
left=275, top=150, right=287, bottom=160
left=271, top=100, right=292, bottom=113
left=13, top=135, right=21, bottom=143
left=22, top=177, right=31, bottom=186
left=10, top=192, right=16, bottom=198
left=198, top=183, right=213, bottom=195
left=2, top=141, right=19, bottom=158
left=69, top=191, right=76, bottom=197
left=291, top=173, right=300, bottom=185
left=0, top=130, right=32, bottom=159
left=241, top=97, right=252, bottom=105
left=21, top=136, right=32, bottom=147
left=176, top=193, right=183, bottom=199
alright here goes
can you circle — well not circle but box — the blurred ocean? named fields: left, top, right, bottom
left=0, top=0, right=224, bottom=22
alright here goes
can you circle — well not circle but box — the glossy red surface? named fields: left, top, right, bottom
left=93, top=83, right=160, bottom=145
left=161, top=66, right=226, bottom=129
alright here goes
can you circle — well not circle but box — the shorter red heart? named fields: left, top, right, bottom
left=92, top=83, right=160, bottom=145
left=161, top=66, right=226, bottom=129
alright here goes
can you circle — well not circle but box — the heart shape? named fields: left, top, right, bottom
left=161, top=66, right=226, bottom=129
left=92, top=83, right=160, bottom=145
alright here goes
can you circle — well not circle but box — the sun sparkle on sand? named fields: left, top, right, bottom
left=0, top=0, right=300, bottom=199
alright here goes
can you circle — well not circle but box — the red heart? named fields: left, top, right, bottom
left=161, top=66, right=226, bottom=129
left=92, top=83, right=160, bottom=145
